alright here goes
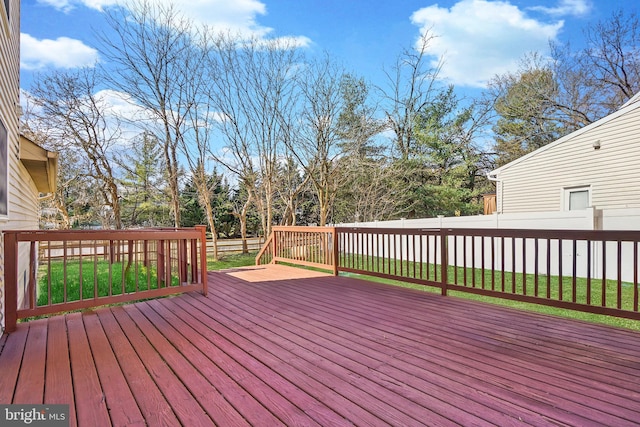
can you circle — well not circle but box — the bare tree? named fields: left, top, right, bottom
left=173, top=29, right=225, bottom=258
left=286, top=54, right=348, bottom=226
left=30, top=68, right=124, bottom=228
left=576, top=9, right=640, bottom=111
left=98, top=0, right=194, bottom=227
left=380, top=31, right=443, bottom=160
left=488, top=9, right=640, bottom=166
left=275, top=155, right=310, bottom=226
left=207, top=32, right=302, bottom=236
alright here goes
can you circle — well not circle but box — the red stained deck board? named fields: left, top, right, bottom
left=167, top=295, right=375, bottom=425
left=192, top=282, right=488, bottom=425
left=95, top=309, right=180, bottom=427
left=109, top=306, right=215, bottom=426
left=141, top=301, right=341, bottom=425
left=214, top=274, right=640, bottom=426
left=137, top=299, right=287, bottom=427
left=44, top=316, right=77, bottom=427
left=2, top=266, right=640, bottom=426
left=13, top=320, right=47, bottom=404
left=82, top=313, right=146, bottom=427
left=295, top=277, right=640, bottom=423
left=120, top=303, right=251, bottom=427
left=210, top=276, right=578, bottom=426
left=287, top=277, right=640, bottom=389
left=66, top=313, right=111, bottom=427
left=0, top=324, right=29, bottom=403
left=156, top=296, right=345, bottom=427
left=310, top=276, right=640, bottom=404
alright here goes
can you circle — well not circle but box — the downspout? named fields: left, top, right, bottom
left=487, top=172, right=501, bottom=228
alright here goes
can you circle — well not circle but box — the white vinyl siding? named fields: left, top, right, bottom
left=495, top=105, right=640, bottom=213
left=0, top=0, right=40, bottom=331
left=0, top=119, right=7, bottom=216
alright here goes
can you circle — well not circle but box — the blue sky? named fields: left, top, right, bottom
left=20, top=0, right=631, bottom=98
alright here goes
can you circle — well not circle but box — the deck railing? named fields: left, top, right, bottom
left=3, top=226, right=208, bottom=332
left=256, top=226, right=338, bottom=275
left=255, top=233, right=274, bottom=265
left=260, top=226, right=640, bottom=321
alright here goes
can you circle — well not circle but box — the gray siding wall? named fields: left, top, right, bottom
left=1, top=0, right=40, bottom=332
left=496, top=105, right=640, bottom=214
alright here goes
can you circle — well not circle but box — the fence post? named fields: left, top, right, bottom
left=4, top=231, right=18, bottom=332
left=196, top=225, right=208, bottom=297
left=440, top=229, right=448, bottom=296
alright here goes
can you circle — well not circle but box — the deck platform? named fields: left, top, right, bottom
left=1, top=265, right=640, bottom=426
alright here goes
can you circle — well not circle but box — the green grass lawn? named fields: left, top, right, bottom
left=339, top=254, right=640, bottom=331
left=206, top=252, right=640, bottom=330
left=207, top=252, right=257, bottom=270
left=36, top=251, right=640, bottom=330
left=37, top=259, right=179, bottom=306
left=35, top=252, right=257, bottom=307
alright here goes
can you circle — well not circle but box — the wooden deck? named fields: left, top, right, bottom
left=2, top=265, right=640, bottom=426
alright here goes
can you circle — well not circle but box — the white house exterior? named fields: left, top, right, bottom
left=0, top=0, right=57, bottom=332
left=488, top=95, right=640, bottom=216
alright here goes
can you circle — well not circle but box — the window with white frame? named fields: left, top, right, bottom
left=564, top=186, right=590, bottom=211
left=0, top=119, right=7, bottom=216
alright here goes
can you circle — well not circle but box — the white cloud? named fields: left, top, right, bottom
left=36, top=0, right=75, bottom=13
left=529, top=0, right=592, bottom=17
left=411, top=0, right=564, bottom=88
left=36, top=0, right=310, bottom=46
left=20, top=33, right=99, bottom=70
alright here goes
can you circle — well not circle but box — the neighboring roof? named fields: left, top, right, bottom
left=621, top=92, right=640, bottom=109
left=19, top=134, right=58, bottom=193
left=488, top=93, right=640, bottom=178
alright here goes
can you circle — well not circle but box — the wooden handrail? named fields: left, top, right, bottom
left=253, top=225, right=640, bottom=320
left=3, top=226, right=208, bottom=332
left=256, top=226, right=338, bottom=274
left=336, top=226, right=640, bottom=321
left=255, top=233, right=274, bottom=265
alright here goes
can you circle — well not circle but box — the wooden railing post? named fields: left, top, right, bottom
left=440, top=228, right=449, bottom=296
left=196, top=225, right=208, bottom=297
left=332, top=227, right=339, bottom=276
left=4, top=231, right=18, bottom=332
left=272, top=229, right=278, bottom=264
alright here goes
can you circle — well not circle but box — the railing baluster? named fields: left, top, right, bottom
left=587, top=240, right=592, bottom=305
left=534, top=239, right=539, bottom=297
left=500, top=237, right=505, bottom=292
left=522, top=238, right=527, bottom=296
left=481, top=235, right=486, bottom=290
left=491, top=236, right=495, bottom=291
left=634, top=241, right=639, bottom=312
left=471, top=236, right=476, bottom=288
left=28, top=241, right=36, bottom=310
left=602, top=240, right=607, bottom=308
left=47, top=240, right=52, bottom=307
left=617, top=240, right=622, bottom=310
left=572, top=240, right=578, bottom=303
left=546, top=238, right=551, bottom=299
left=558, top=239, right=563, bottom=301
